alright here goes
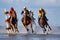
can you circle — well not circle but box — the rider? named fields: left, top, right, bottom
left=9, top=7, right=17, bottom=18
left=21, top=6, right=30, bottom=17
left=38, top=8, right=48, bottom=21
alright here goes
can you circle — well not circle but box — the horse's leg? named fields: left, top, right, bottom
left=46, top=24, right=52, bottom=31
left=44, top=25, right=49, bottom=34
left=24, top=25, right=29, bottom=32
left=5, top=27, right=10, bottom=33
left=10, top=24, right=16, bottom=33
left=33, top=20, right=37, bottom=27
left=14, top=24, right=19, bottom=32
left=30, top=22, right=34, bottom=33
left=41, top=25, right=46, bottom=33
left=6, top=23, right=14, bottom=33
left=43, top=28, right=46, bottom=33
left=11, top=25, right=14, bottom=32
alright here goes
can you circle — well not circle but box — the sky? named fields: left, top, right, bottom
left=0, top=0, right=60, bottom=27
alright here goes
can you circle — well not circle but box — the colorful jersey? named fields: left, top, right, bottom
left=38, top=10, right=41, bottom=17
left=38, top=9, right=46, bottom=17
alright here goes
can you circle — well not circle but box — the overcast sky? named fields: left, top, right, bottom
left=0, top=0, right=60, bottom=26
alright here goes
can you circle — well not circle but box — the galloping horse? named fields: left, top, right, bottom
left=4, top=11, right=19, bottom=33
left=21, top=13, right=34, bottom=33
left=38, top=15, right=51, bottom=34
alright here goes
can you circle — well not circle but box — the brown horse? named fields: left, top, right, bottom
left=38, top=15, right=51, bottom=34
left=22, top=14, right=34, bottom=33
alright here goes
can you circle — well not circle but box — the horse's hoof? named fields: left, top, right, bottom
left=5, top=27, right=11, bottom=30
left=48, top=28, right=52, bottom=31
left=32, top=31, right=34, bottom=33
left=43, top=29, right=46, bottom=33
left=27, top=29, right=29, bottom=31
left=16, top=30, right=19, bottom=33
left=44, top=29, right=46, bottom=32
left=43, top=31, right=45, bottom=33
left=50, top=28, right=52, bottom=30
left=46, top=33, right=48, bottom=35
left=18, top=31, right=19, bottom=32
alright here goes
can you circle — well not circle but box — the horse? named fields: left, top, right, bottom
left=38, top=15, right=51, bottom=34
left=21, top=13, right=34, bottom=33
left=10, top=16, right=19, bottom=33
left=4, top=11, right=19, bottom=33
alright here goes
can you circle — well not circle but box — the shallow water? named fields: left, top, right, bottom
left=0, top=26, right=60, bottom=40
left=0, top=34, right=60, bottom=40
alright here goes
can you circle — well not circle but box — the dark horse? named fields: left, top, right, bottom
left=10, top=16, right=19, bottom=33
left=22, top=14, right=34, bottom=33
left=4, top=11, right=19, bottom=33
left=38, top=15, right=51, bottom=34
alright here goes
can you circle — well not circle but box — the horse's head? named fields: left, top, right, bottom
left=3, top=11, right=9, bottom=14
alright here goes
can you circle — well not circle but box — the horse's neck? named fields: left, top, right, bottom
left=41, top=14, right=44, bottom=18
left=23, top=15, right=26, bottom=20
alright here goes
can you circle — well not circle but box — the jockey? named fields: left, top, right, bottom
left=21, top=6, right=30, bottom=17
left=9, top=7, right=17, bottom=24
left=38, top=8, right=48, bottom=21
left=9, top=7, right=17, bottom=17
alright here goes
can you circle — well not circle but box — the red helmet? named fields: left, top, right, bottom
left=9, top=7, right=14, bottom=16
left=10, top=7, right=14, bottom=11
left=9, top=7, right=16, bottom=16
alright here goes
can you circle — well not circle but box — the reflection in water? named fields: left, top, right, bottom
left=0, top=34, right=60, bottom=40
